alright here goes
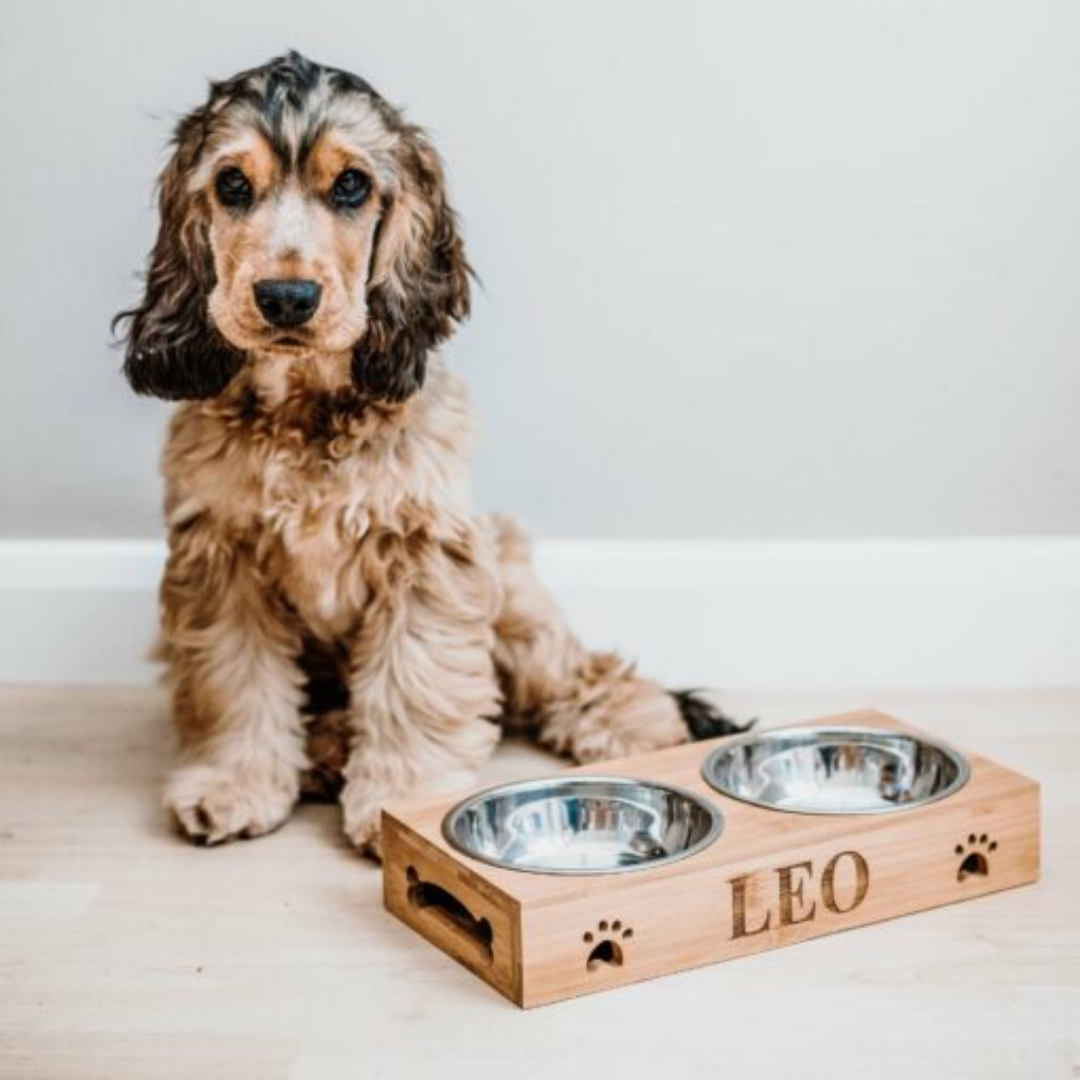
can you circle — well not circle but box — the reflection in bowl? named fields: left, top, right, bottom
left=702, top=727, right=969, bottom=814
left=442, top=776, right=723, bottom=874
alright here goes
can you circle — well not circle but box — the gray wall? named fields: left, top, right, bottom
left=2, top=0, right=1078, bottom=539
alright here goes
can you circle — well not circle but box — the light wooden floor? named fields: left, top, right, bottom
left=0, top=687, right=1077, bottom=1080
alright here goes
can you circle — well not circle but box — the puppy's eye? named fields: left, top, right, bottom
left=215, top=167, right=254, bottom=210
left=331, top=168, right=372, bottom=210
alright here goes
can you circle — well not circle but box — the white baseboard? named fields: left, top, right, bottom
left=0, top=538, right=1077, bottom=688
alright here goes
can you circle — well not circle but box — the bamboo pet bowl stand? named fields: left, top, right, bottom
left=382, top=710, right=1040, bottom=1008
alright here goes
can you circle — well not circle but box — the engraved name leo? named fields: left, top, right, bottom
left=729, top=850, right=871, bottom=939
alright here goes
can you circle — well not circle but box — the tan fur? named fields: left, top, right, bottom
left=122, top=54, right=701, bottom=856
left=158, top=356, right=690, bottom=853
left=490, top=516, right=689, bottom=761
left=206, top=129, right=384, bottom=358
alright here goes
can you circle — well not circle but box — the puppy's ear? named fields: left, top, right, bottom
left=114, top=107, right=245, bottom=400
left=353, top=128, right=471, bottom=401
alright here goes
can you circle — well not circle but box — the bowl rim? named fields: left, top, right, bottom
left=440, top=773, right=725, bottom=875
left=700, top=725, right=971, bottom=816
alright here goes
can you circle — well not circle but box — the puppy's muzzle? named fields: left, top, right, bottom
left=254, top=279, right=322, bottom=328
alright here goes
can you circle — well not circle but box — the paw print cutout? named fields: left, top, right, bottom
left=955, top=833, right=997, bottom=882
left=583, top=919, right=633, bottom=971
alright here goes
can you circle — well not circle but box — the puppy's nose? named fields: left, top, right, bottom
left=253, top=279, right=322, bottom=328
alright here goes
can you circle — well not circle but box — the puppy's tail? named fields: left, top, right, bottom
left=670, top=688, right=754, bottom=740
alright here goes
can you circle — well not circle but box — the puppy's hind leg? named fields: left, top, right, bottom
left=489, top=516, right=746, bottom=764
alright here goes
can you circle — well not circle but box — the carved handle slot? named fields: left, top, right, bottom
left=406, top=866, right=494, bottom=965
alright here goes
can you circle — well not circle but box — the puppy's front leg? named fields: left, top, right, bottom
left=161, top=535, right=308, bottom=845
left=340, top=539, right=503, bottom=858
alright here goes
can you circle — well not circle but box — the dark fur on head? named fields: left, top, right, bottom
left=114, top=51, right=471, bottom=403
left=115, top=104, right=246, bottom=400
left=354, top=130, right=471, bottom=401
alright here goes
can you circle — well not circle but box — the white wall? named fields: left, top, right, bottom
left=5, top=538, right=1080, bottom=687
left=1, top=0, right=1078, bottom=540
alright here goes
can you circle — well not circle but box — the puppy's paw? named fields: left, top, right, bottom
left=340, top=770, right=481, bottom=862
left=166, top=763, right=298, bottom=846
left=567, top=688, right=689, bottom=764
left=340, top=786, right=384, bottom=861
left=355, top=827, right=384, bottom=862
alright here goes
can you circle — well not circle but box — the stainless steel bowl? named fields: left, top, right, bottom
left=442, top=776, right=723, bottom=874
left=701, top=726, right=970, bottom=814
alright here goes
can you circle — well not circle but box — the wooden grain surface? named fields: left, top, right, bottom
left=0, top=687, right=1077, bottom=1077
left=385, top=709, right=1037, bottom=903
left=384, top=712, right=1043, bottom=1005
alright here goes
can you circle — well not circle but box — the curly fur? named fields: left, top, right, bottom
left=116, top=52, right=742, bottom=856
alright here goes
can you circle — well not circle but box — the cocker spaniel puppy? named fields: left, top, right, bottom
left=117, top=52, right=740, bottom=856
